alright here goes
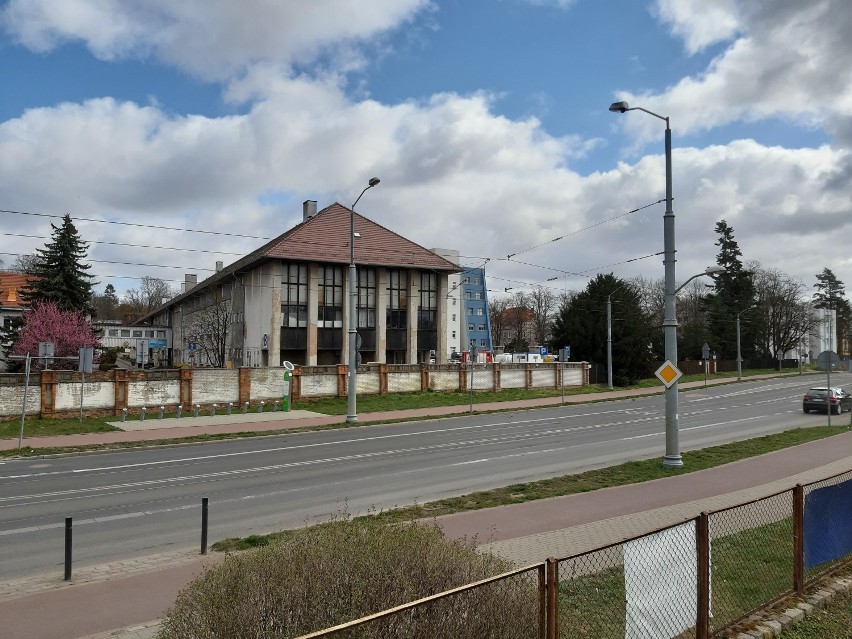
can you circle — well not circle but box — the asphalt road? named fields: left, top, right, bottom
left=1, top=374, right=847, bottom=581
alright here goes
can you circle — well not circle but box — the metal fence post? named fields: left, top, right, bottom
left=538, top=562, right=547, bottom=639
left=193, top=404, right=200, bottom=417
left=64, top=517, right=73, bottom=581
left=120, top=407, right=127, bottom=422
left=259, top=400, right=265, bottom=413
left=158, top=406, right=164, bottom=419
left=176, top=404, right=183, bottom=419
left=546, top=556, right=558, bottom=639
left=696, top=513, right=710, bottom=639
left=211, top=404, right=217, bottom=417
left=201, top=497, right=209, bottom=555
left=793, top=484, right=805, bottom=593
left=243, top=401, right=249, bottom=414
left=227, top=402, right=233, bottom=415
left=140, top=406, right=146, bottom=421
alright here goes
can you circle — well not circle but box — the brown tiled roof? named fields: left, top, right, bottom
left=0, top=271, right=31, bottom=309
left=263, top=203, right=459, bottom=271
left=138, top=203, right=460, bottom=321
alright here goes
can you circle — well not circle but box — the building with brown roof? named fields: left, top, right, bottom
left=0, top=271, right=31, bottom=370
left=141, top=201, right=461, bottom=368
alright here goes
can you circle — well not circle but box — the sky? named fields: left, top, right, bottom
left=1, top=0, right=850, bottom=304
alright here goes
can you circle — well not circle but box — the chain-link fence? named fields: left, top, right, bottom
left=293, top=470, right=852, bottom=639
left=709, top=491, right=794, bottom=634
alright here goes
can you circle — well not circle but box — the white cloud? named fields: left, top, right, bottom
left=1, top=0, right=432, bottom=81
left=653, top=0, right=741, bottom=54
left=620, top=0, right=852, bottom=143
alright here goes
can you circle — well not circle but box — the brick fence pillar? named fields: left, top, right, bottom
left=291, top=367, right=302, bottom=402
left=379, top=364, right=388, bottom=395
left=238, top=367, right=251, bottom=406
left=492, top=363, right=501, bottom=392
left=180, top=368, right=194, bottom=407
left=113, top=369, right=128, bottom=415
left=420, top=363, right=429, bottom=392
left=40, top=370, right=56, bottom=416
left=337, top=364, right=347, bottom=398
left=525, top=364, right=533, bottom=390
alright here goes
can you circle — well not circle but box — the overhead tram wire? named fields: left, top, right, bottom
left=504, top=199, right=664, bottom=260
left=1, top=233, right=244, bottom=256
left=0, top=208, right=272, bottom=240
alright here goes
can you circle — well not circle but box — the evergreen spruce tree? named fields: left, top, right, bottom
left=813, top=268, right=851, bottom=354
left=22, top=214, right=96, bottom=315
left=704, top=221, right=758, bottom=360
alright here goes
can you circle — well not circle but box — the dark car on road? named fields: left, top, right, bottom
left=802, top=387, right=852, bottom=415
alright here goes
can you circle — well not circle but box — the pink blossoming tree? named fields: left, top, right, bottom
left=10, top=301, right=99, bottom=371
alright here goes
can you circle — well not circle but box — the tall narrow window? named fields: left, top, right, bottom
left=387, top=270, right=408, bottom=329
left=418, top=272, right=437, bottom=330
left=357, top=268, right=376, bottom=328
left=318, top=265, right=343, bottom=327
left=281, top=263, right=308, bottom=327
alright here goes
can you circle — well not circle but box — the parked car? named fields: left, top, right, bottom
left=802, top=387, right=852, bottom=414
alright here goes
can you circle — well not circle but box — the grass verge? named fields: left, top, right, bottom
left=211, top=424, right=848, bottom=552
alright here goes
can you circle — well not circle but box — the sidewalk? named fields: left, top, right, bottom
left=1, top=372, right=847, bottom=639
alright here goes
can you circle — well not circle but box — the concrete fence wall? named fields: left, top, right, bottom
left=0, top=362, right=589, bottom=418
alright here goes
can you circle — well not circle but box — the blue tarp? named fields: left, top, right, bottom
left=804, top=478, right=852, bottom=570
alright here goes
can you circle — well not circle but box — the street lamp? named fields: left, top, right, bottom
left=606, top=284, right=626, bottom=391
left=610, top=100, right=679, bottom=468
left=347, top=177, right=380, bottom=424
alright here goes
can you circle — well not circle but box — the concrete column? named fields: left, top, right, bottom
left=436, top=274, right=448, bottom=364
left=269, top=262, right=283, bottom=367
left=376, top=268, right=389, bottom=363
left=307, top=264, right=319, bottom=366
left=407, top=270, right=419, bottom=363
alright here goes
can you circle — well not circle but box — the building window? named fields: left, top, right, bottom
left=418, top=272, right=437, bottom=330
left=387, top=269, right=408, bottom=329
left=132, top=330, right=143, bottom=337
left=282, top=262, right=308, bottom=327
left=467, top=307, right=473, bottom=315
left=318, top=265, right=344, bottom=327
left=478, top=324, right=485, bottom=331
left=357, top=268, right=376, bottom=328
left=464, top=291, right=471, bottom=300
left=452, top=313, right=456, bottom=321
left=468, top=323, right=474, bottom=332
left=475, top=292, right=482, bottom=300
left=108, top=329, right=118, bottom=337
left=480, top=339, right=486, bottom=347
left=156, top=331, right=166, bottom=339
left=462, top=277, right=470, bottom=284
left=474, top=277, right=481, bottom=285
left=121, top=329, right=130, bottom=337
left=452, top=330, right=456, bottom=338
left=476, top=308, right=483, bottom=316
left=146, top=330, right=155, bottom=337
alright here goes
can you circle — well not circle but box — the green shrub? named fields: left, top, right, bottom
left=98, top=347, right=119, bottom=371
left=158, top=513, right=537, bottom=639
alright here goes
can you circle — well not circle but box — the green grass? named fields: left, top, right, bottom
left=290, top=367, right=809, bottom=415
left=211, top=424, right=848, bottom=551
left=779, top=591, right=852, bottom=638
left=0, top=415, right=122, bottom=439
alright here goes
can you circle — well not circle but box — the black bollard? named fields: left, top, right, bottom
left=64, top=517, right=73, bottom=581
left=201, top=497, right=209, bottom=555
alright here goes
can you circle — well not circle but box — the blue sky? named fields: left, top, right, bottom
left=1, top=0, right=849, bottom=302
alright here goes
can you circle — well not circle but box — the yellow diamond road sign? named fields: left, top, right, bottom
left=655, top=360, right=682, bottom=388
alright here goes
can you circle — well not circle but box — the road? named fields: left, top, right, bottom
left=0, top=375, right=844, bottom=581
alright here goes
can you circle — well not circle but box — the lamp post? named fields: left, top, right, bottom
left=606, top=284, right=626, bottom=391
left=347, top=177, right=380, bottom=424
left=610, top=100, right=683, bottom=467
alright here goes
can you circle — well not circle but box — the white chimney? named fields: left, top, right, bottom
left=215, top=261, right=223, bottom=272
left=185, top=274, right=197, bottom=291
left=303, top=200, right=318, bottom=221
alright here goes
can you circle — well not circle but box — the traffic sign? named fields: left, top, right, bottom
left=655, top=360, right=683, bottom=388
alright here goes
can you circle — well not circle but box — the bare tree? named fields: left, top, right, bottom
left=505, top=291, right=531, bottom=351
left=123, top=276, right=176, bottom=322
left=13, top=253, right=39, bottom=274
left=528, top=285, right=557, bottom=346
left=488, top=296, right=510, bottom=350
left=185, top=295, right=231, bottom=367
left=753, top=267, right=818, bottom=366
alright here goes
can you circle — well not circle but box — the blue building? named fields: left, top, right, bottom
left=461, top=267, right=493, bottom=355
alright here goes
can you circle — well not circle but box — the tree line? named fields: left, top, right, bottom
left=491, top=221, right=850, bottom=386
